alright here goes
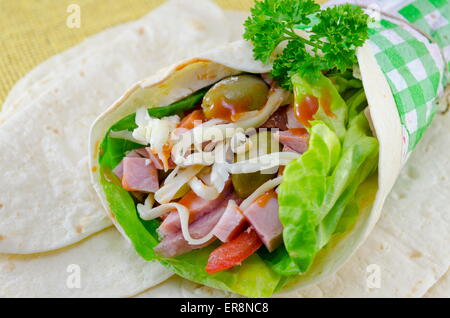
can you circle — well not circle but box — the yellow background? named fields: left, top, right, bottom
left=0, top=0, right=324, bottom=106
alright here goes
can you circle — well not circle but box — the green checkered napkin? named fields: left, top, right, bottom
left=366, top=0, right=449, bottom=153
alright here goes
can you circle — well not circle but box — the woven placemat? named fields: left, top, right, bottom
left=0, top=0, right=255, bottom=107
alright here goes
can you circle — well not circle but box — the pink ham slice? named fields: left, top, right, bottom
left=144, top=147, right=176, bottom=170
left=282, top=145, right=297, bottom=153
left=243, top=190, right=283, bottom=252
left=134, top=147, right=150, bottom=158
left=113, top=147, right=149, bottom=179
left=121, top=157, right=159, bottom=193
left=276, top=129, right=309, bottom=154
left=113, top=162, right=124, bottom=180
left=286, top=105, right=305, bottom=129
left=212, top=200, right=247, bottom=243
left=158, top=180, right=232, bottom=237
left=155, top=193, right=239, bottom=258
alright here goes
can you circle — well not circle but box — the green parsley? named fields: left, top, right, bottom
left=243, top=0, right=371, bottom=90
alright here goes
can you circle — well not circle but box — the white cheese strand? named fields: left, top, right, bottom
left=225, top=152, right=299, bottom=174
left=210, top=141, right=231, bottom=193
left=139, top=203, right=213, bottom=246
left=188, top=176, right=219, bottom=200
left=233, top=87, right=290, bottom=130
left=230, top=131, right=252, bottom=154
left=180, top=151, right=216, bottom=167
left=240, top=176, right=283, bottom=211
left=136, top=194, right=156, bottom=219
left=154, top=165, right=203, bottom=204
left=109, top=130, right=147, bottom=145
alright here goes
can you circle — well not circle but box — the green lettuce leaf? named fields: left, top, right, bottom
left=161, top=244, right=280, bottom=298
left=292, top=72, right=348, bottom=139
left=276, top=112, right=378, bottom=274
left=99, top=168, right=160, bottom=260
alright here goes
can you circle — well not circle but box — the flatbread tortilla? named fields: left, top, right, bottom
left=0, top=0, right=243, bottom=254
left=0, top=228, right=172, bottom=297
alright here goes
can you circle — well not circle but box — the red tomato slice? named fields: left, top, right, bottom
left=205, top=227, right=263, bottom=274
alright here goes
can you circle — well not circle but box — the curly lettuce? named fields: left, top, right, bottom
left=267, top=73, right=378, bottom=276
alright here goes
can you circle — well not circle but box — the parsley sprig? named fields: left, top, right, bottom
left=243, top=0, right=371, bottom=90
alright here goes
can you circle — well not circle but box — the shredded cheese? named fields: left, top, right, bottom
left=109, top=130, right=147, bottom=145
left=188, top=176, right=219, bottom=200
left=154, top=165, right=203, bottom=204
left=240, top=176, right=283, bottom=211
left=136, top=193, right=155, bottom=218
left=139, top=202, right=214, bottom=245
left=225, top=152, right=299, bottom=174
left=131, top=107, right=179, bottom=162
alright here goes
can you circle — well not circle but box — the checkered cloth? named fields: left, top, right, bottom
left=367, top=0, right=449, bottom=153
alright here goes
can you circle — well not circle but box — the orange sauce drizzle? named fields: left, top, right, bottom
left=255, top=190, right=277, bottom=208
left=320, top=89, right=336, bottom=118
left=209, top=96, right=253, bottom=122
left=295, top=95, right=319, bottom=127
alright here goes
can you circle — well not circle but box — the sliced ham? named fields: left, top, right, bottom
left=212, top=200, right=247, bottom=243
left=113, top=161, right=124, bottom=180
left=113, top=147, right=147, bottom=179
left=243, top=190, right=283, bottom=252
left=134, top=147, right=150, bottom=158
left=261, top=106, right=288, bottom=130
left=286, top=105, right=305, bottom=129
left=121, top=157, right=159, bottom=193
left=276, top=129, right=309, bottom=154
left=158, top=180, right=232, bottom=237
left=154, top=193, right=239, bottom=258
left=282, top=145, right=297, bottom=153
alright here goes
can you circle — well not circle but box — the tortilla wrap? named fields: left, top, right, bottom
left=138, top=104, right=450, bottom=297
left=0, top=227, right=172, bottom=297
left=2, top=0, right=448, bottom=298
left=0, top=0, right=243, bottom=254
left=88, top=38, right=407, bottom=295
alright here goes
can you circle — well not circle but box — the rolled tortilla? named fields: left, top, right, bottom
left=89, top=39, right=405, bottom=295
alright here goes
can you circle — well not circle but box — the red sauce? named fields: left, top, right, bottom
left=320, top=89, right=336, bottom=118
left=209, top=96, right=253, bottom=122
left=294, top=90, right=336, bottom=127
left=255, top=190, right=277, bottom=208
left=289, top=128, right=309, bottom=136
left=295, top=95, right=319, bottom=127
